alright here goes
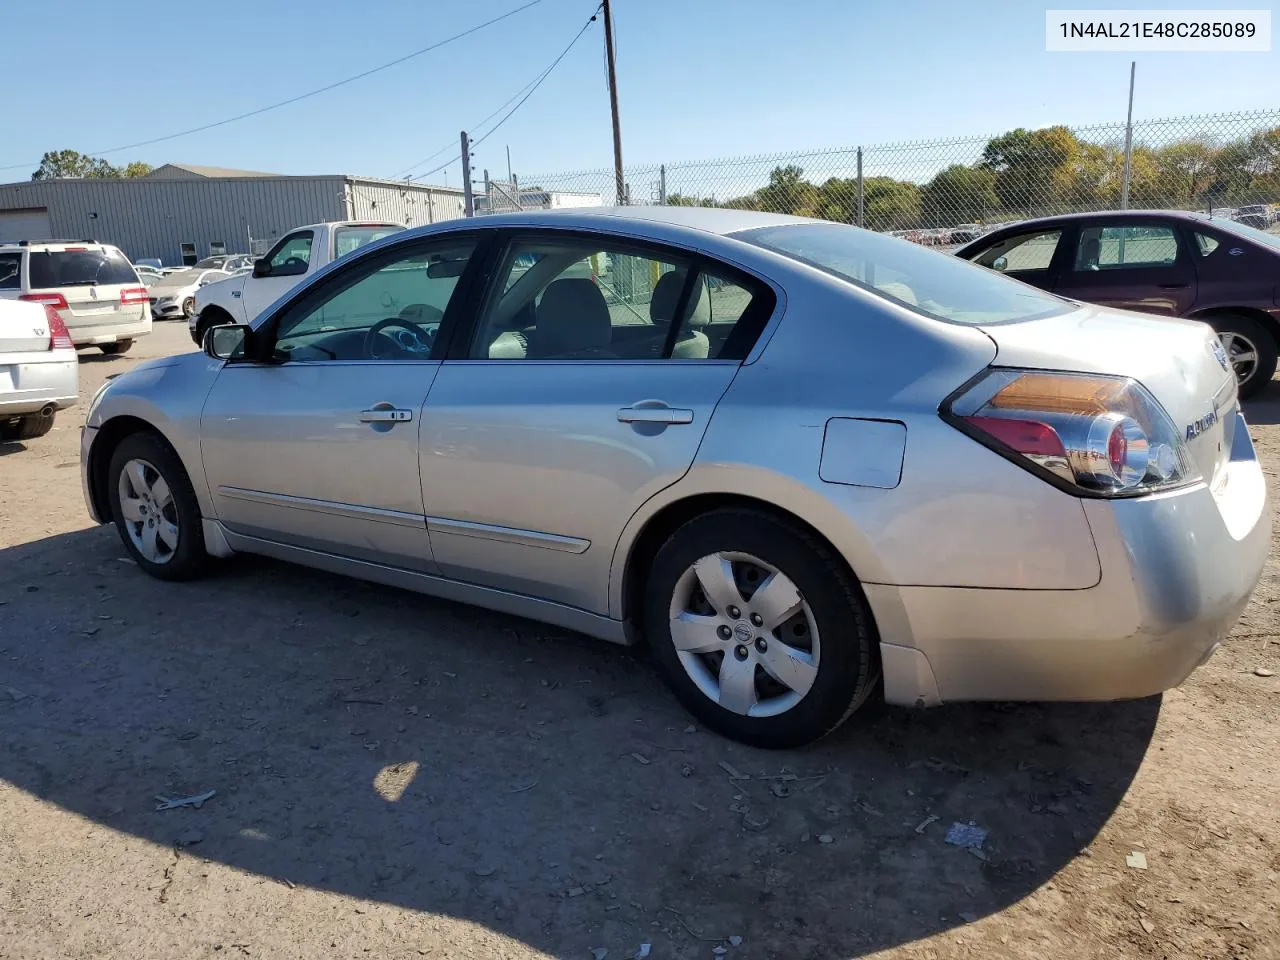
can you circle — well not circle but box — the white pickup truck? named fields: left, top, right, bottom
left=190, top=221, right=403, bottom=344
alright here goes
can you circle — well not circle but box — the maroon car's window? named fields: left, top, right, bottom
left=1073, top=225, right=1178, bottom=271
left=1194, top=233, right=1220, bottom=257
left=972, top=230, right=1061, bottom=273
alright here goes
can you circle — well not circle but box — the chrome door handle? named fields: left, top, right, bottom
left=617, top=405, right=694, bottom=425
left=359, top=407, right=413, bottom=423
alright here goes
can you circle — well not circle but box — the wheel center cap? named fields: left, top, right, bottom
left=732, top=622, right=753, bottom=644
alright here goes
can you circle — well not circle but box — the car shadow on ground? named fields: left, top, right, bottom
left=0, top=440, right=30, bottom=456
left=1243, top=379, right=1280, bottom=426
left=0, top=526, right=1159, bottom=959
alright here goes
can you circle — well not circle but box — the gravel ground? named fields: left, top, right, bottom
left=1, top=321, right=1277, bottom=960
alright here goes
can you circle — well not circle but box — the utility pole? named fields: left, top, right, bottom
left=1120, top=61, right=1136, bottom=211
left=856, top=147, right=864, bottom=228
left=602, top=0, right=625, bottom=205
left=460, top=130, right=474, bottom=217
left=506, top=145, right=513, bottom=185
left=658, top=164, right=667, bottom=205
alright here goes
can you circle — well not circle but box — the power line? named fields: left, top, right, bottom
left=0, top=0, right=544, bottom=173
left=398, top=3, right=602, bottom=183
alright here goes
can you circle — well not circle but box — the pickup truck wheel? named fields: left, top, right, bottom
left=1206, top=313, right=1277, bottom=400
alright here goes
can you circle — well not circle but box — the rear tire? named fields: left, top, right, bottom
left=1205, top=313, right=1276, bottom=400
left=107, top=431, right=207, bottom=581
left=100, top=339, right=133, bottom=355
left=643, top=508, right=879, bottom=749
left=0, top=411, right=55, bottom=443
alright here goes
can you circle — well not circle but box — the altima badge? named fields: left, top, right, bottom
left=1185, top=406, right=1220, bottom=441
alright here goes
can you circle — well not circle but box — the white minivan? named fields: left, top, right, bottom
left=0, top=240, right=151, bottom=354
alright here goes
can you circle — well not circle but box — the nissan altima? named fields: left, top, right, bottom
left=79, top=207, right=1269, bottom=747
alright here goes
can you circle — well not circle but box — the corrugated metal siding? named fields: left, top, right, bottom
left=347, top=179, right=467, bottom=228
left=0, top=177, right=348, bottom=265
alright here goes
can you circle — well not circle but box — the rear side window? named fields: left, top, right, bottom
left=27, top=248, right=138, bottom=288
left=334, top=225, right=403, bottom=259
left=1194, top=232, right=1220, bottom=257
left=1074, top=225, right=1178, bottom=271
left=0, top=253, right=20, bottom=289
left=739, top=222, right=1066, bottom=326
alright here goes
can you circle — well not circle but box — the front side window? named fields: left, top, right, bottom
left=272, top=240, right=476, bottom=362
left=268, top=232, right=314, bottom=276
left=970, top=230, right=1062, bottom=274
left=27, top=247, right=138, bottom=288
left=1074, top=224, right=1179, bottom=271
left=739, top=222, right=1066, bottom=326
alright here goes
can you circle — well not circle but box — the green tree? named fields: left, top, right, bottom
left=750, top=164, right=819, bottom=216
left=979, top=125, right=1081, bottom=214
left=920, top=165, right=998, bottom=225
left=861, top=177, right=921, bottom=231
left=31, top=150, right=151, bottom=180
left=1152, top=141, right=1217, bottom=205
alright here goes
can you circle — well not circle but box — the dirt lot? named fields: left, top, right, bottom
left=1, top=321, right=1278, bottom=960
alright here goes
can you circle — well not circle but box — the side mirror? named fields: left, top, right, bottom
left=252, top=258, right=271, bottom=278
left=991, top=255, right=1008, bottom=272
left=204, top=323, right=251, bottom=362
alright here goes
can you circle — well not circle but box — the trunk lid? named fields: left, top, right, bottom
left=27, top=246, right=146, bottom=331
left=979, top=305, right=1237, bottom=488
left=0, top=299, right=53, bottom=353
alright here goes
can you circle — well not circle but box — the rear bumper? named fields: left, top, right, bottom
left=69, top=315, right=152, bottom=346
left=0, top=351, right=78, bottom=415
left=871, top=410, right=1269, bottom=706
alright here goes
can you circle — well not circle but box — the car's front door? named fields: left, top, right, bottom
left=200, top=234, right=482, bottom=571
left=239, top=229, right=315, bottom=323
left=964, top=227, right=1066, bottom=291
left=1052, top=219, right=1198, bottom=315
left=418, top=231, right=774, bottom=614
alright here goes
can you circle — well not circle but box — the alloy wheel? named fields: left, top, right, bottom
left=117, top=458, right=180, bottom=564
left=1220, top=331, right=1259, bottom=386
left=667, top=551, right=820, bottom=718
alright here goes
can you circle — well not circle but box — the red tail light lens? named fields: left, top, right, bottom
left=20, top=292, right=69, bottom=310
left=945, top=369, right=1198, bottom=497
left=43, top=305, right=74, bottom=350
left=119, top=287, right=149, bottom=305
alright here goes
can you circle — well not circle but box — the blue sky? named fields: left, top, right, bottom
left=2, top=0, right=1277, bottom=185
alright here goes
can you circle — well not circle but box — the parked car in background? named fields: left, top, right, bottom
left=948, top=224, right=985, bottom=244
left=134, top=258, right=164, bottom=270
left=190, top=221, right=404, bottom=343
left=955, top=209, right=1280, bottom=397
left=82, top=207, right=1266, bottom=748
left=0, top=299, right=77, bottom=442
left=0, top=240, right=151, bottom=354
left=193, top=254, right=255, bottom=272
left=134, top=265, right=166, bottom=286
left=148, top=268, right=233, bottom=320
left=1234, top=205, right=1274, bottom=230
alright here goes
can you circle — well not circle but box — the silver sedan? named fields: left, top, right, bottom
left=79, top=207, right=1269, bottom=747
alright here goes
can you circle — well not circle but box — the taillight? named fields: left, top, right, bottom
left=20, top=292, right=69, bottom=310
left=119, top=287, right=149, bottom=305
left=43, top=305, right=74, bottom=351
left=944, top=369, right=1200, bottom=497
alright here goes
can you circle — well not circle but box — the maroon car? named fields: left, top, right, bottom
left=955, top=210, right=1280, bottom=398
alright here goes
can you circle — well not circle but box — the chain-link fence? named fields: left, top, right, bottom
left=519, top=108, right=1280, bottom=243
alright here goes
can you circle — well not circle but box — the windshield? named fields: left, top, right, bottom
left=334, top=225, right=403, bottom=259
left=1198, top=215, right=1280, bottom=251
left=736, top=222, right=1067, bottom=325
left=27, top=248, right=139, bottom=288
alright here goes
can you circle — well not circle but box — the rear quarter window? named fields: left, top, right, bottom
left=28, top=248, right=138, bottom=288
left=0, top=253, right=20, bottom=289
left=334, top=226, right=403, bottom=259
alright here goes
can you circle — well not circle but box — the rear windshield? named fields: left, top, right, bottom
left=736, top=222, right=1068, bottom=325
left=334, top=225, right=403, bottom=259
left=0, top=253, right=19, bottom=289
left=28, top=248, right=138, bottom=288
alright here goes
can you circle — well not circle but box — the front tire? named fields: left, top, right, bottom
left=99, top=339, right=133, bottom=355
left=107, top=432, right=207, bottom=581
left=1206, top=313, right=1276, bottom=400
left=182, top=297, right=195, bottom=320
left=644, top=508, right=879, bottom=749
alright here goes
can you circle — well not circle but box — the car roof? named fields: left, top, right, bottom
left=461, top=205, right=812, bottom=237
left=978, top=209, right=1237, bottom=233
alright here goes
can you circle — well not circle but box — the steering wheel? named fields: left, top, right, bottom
left=363, top=316, right=436, bottom=360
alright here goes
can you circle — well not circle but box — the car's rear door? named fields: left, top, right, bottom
left=1052, top=218, right=1198, bottom=315
left=417, top=230, right=775, bottom=615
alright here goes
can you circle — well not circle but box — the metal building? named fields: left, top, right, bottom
left=0, top=163, right=467, bottom=266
